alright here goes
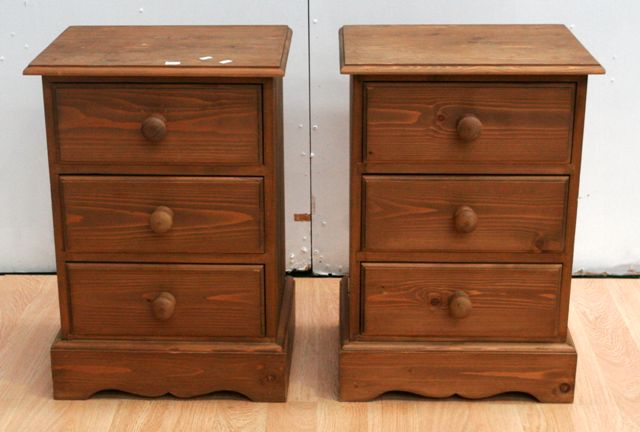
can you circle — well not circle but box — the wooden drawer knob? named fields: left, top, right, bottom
left=453, top=205, right=478, bottom=233
left=141, top=114, right=167, bottom=142
left=449, top=290, right=472, bottom=319
left=151, top=292, right=176, bottom=321
left=149, top=206, right=174, bottom=234
left=456, top=115, right=482, bottom=142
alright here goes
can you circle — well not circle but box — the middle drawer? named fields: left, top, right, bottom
left=60, top=176, right=264, bottom=254
left=363, top=175, right=568, bottom=253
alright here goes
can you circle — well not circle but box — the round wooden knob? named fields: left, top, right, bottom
left=141, top=114, right=167, bottom=142
left=456, top=115, right=482, bottom=142
left=449, top=290, right=472, bottom=319
left=151, top=292, right=176, bottom=321
left=149, top=206, right=174, bottom=234
left=453, top=205, right=478, bottom=233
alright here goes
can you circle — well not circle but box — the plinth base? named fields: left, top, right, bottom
left=51, top=277, right=295, bottom=402
left=339, top=277, right=576, bottom=403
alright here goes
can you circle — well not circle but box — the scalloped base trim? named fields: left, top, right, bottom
left=51, top=277, right=295, bottom=402
left=339, top=277, right=577, bottom=403
left=339, top=341, right=577, bottom=402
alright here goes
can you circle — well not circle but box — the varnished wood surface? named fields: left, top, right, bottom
left=40, top=76, right=286, bottom=339
left=54, top=84, right=262, bottom=165
left=60, top=176, right=264, bottom=254
left=341, top=29, right=596, bottom=409
left=50, top=277, right=295, bottom=401
left=24, top=26, right=292, bottom=77
left=361, top=263, right=562, bottom=340
left=363, top=175, right=568, bottom=253
left=347, top=76, right=588, bottom=343
left=340, top=25, right=604, bottom=75
left=0, top=277, right=638, bottom=430
left=29, top=28, right=291, bottom=400
left=66, top=263, right=265, bottom=339
left=365, top=83, right=575, bottom=164
left=342, top=278, right=576, bottom=403
left=341, top=342, right=577, bottom=403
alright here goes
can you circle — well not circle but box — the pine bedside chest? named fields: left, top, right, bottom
left=338, top=25, right=604, bottom=402
left=24, top=25, right=294, bottom=401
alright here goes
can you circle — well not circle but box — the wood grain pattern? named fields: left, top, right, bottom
left=54, top=84, right=262, bottom=165
left=363, top=175, right=568, bottom=253
left=51, top=349, right=289, bottom=401
left=579, top=280, right=640, bottom=430
left=341, top=278, right=576, bottom=403
left=24, top=26, right=292, bottom=77
left=341, top=26, right=601, bottom=404
left=365, top=83, right=575, bottom=164
left=556, top=77, right=588, bottom=340
left=348, top=76, right=365, bottom=342
left=1, top=276, right=639, bottom=431
left=347, top=74, right=585, bottom=403
left=27, top=26, right=291, bottom=402
left=60, top=176, right=264, bottom=254
left=52, top=277, right=294, bottom=401
left=67, top=263, right=265, bottom=339
left=41, top=74, right=287, bottom=340
left=361, top=263, right=562, bottom=340
left=340, top=25, right=604, bottom=75
left=339, top=345, right=577, bottom=403
left=261, top=77, right=287, bottom=338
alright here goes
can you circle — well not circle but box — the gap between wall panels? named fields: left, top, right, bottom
left=286, top=0, right=313, bottom=273
left=307, top=0, right=350, bottom=276
left=306, top=0, right=315, bottom=273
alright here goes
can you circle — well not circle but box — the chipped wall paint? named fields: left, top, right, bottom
left=308, top=0, right=640, bottom=276
left=0, top=0, right=312, bottom=272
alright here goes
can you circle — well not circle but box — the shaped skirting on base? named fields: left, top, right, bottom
left=338, top=277, right=577, bottom=403
left=51, top=277, right=295, bottom=402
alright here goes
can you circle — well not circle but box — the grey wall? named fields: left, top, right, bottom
left=1, top=1, right=639, bottom=275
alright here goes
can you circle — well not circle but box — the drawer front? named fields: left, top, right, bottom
left=365, top=83, right=575, bottom=164
left=362, top=263, right=562, bottom=340
left=68, top=263, right=264, bottom=338
left=54, top=84, right=262, bottom=165
left=61, top=176, right=263, bottom=254
left=363, top=176, right=568, bottom=253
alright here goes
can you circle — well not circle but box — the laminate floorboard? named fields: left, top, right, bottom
left=0, top=276, right=638, bottom=431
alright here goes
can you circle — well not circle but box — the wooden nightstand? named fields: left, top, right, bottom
left=24, top=25, right=294, bottom=401
left=338, top=24, right=604, bottom=402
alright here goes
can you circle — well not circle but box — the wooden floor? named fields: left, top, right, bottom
left=0, top=276, right=639, bottom=431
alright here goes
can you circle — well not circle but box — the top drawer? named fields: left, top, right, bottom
left=365, top=83, right=575, bottom=164
left=53, top=84, right=262, bottom=165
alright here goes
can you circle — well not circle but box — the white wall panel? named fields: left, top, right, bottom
left=0, top=0, right=311, bottom=272
left=308, top=0, right=640, bottom=275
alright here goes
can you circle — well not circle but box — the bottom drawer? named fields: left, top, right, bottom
left=362, top=263, right=562, bottom=340
left=67, top=263, right=264, bottom=338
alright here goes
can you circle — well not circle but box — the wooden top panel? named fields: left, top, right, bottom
left=340, top=25, right=604, bottom=75
left=24, top=25, right=292, bottom=77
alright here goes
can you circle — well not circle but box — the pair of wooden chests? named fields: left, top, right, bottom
left=24, top=24, right=603, bottom=402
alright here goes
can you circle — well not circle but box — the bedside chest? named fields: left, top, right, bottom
left=24, top=26, right=294, bottom=401
left=338, top=25, right=604, bottom=402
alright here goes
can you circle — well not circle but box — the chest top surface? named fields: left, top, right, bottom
left=24, top=25, right=292, bottom=77
left=340, top=24, right=604, bottom=75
